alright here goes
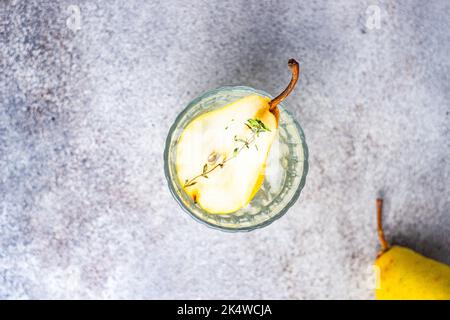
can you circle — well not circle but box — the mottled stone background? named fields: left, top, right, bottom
left=0, top=0, right=449, bottom=299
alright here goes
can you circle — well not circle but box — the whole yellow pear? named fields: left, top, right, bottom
left=374, top=199, right=450, bottom=300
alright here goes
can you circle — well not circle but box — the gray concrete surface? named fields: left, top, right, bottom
left=1, top=0, right=449, bottom=299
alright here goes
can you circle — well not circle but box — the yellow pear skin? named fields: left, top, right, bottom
left=376, top=246, right=450, bottom=300
left=374, top=199, right=450, bottom=300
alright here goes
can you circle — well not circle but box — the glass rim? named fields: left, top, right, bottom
left=163, top=85, right=309, bottom=232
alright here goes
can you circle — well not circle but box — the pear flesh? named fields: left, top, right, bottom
left=376, top=246, right=450, bottom=300
left=176, top=94, right=278, bottom=214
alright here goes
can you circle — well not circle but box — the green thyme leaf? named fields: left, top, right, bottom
left=184, top=181, right=197, bottom=188
left=246, top=118, right=270, bottom=133
left=258, top=119, right=270, bottom=131
left=202, top=164, right=208, bottom=174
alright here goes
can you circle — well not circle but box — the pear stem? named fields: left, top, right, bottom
left=269, top=58, right=300, bottom=111
left=377, top=198, right=390, bottom=253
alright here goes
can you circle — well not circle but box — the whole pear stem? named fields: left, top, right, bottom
left=269, top=58, right=300, bottom=111
left=377, top=198, right=390, bottom=253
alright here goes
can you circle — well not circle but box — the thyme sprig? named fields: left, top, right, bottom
left=183, top=118, right=270, bottom=188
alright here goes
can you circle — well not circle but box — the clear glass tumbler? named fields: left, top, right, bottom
left=164, top=86, right=308, bottom=231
